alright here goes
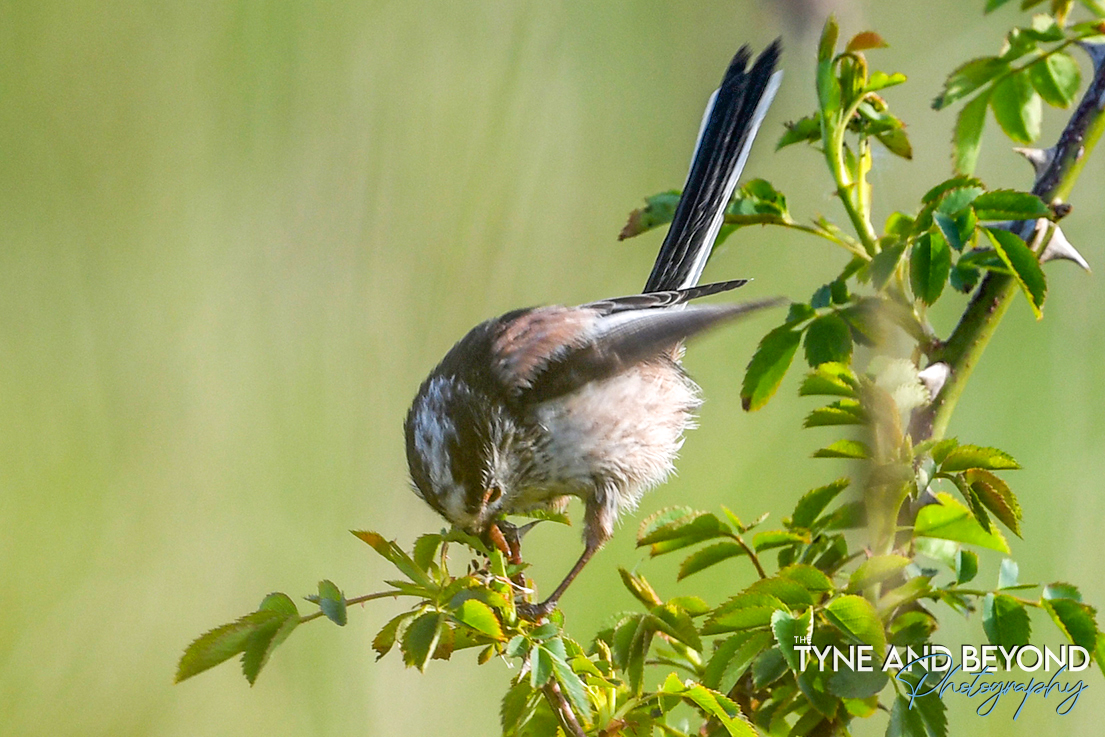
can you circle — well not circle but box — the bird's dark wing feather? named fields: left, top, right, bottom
left=581, top=279, right=749, bottom=315
left=517, top=297, right=784, bottom=404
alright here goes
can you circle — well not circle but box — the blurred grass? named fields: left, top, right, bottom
left=1, top=1, right=1104, bottom=735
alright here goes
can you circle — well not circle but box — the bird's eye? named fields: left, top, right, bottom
left=483, top=485, right=503, bottom=506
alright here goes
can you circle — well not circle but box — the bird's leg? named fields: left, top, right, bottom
left=516, top=541, right=599, bottom=621
left=516, top=482, right=617, bottom=621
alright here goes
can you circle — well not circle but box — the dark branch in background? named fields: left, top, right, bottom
left=910, top=42, right=1105, bottom=443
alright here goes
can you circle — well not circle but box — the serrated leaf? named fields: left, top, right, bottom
left=914, top=492, right=1010, bottom=553
left=412, top=533, right=443, bottom=572
left=935, top=57, right=1008, bottom=109
left=985, top=0, right=1017, bottom=9
left=678, top=682, right=757, bottom=737
left=678, top=542, right=747, bottom=580
left=940, top=443, right=1021, bottom=472
left=772, top=608, right=813, bottom=672
left=777, top=114, right=822, bottom=150
left=983, top=593, right=1032, bottom=648
left=1029, top=52, right=1081, bottom=107
left=910, top=231, right=951, bottom=305
left=954, top=89, right=989, bottom=174
left=1042, top=598, right=1099, bottom=651
left=373, top=611, right=416, bottom=660
left=984, top=227, right=1047, bottom=319
left=668, top=596, right=712, bottom=616
left=704, top=593, right=789, bottom=635
left=800, top=362, right=859, bottom=398
left=352, top=530, right=435, bottom=589
left=866, top=241, right=907, bottom=289
left=241, top=594, right=300, bottom=685
left=530, top=644, right=554, bottom=687
left=867, top=70, right=907, bottom=92
left=790, top=478, right=850, bottom=529
left=957, top=549, right=979, bottom=584
left=752, top=646, right=789, bottom=689
left=998, top=558, right=1019, bottom=589
left=703, top=630, right=774, bottom=693
left=176, top=611, right=281, bottom=683
left=813, top=439, right=870, bottom=459
left=637, top=506, right=699, bottom=543
left=619, top=191, right=680, bottom=240
left=848, top=555, right=911, bottom=592
left=402, top=611, right=445, bottom=672
left=824, top=595, right=886, bottom=657
left=877, top=127, right=913, bottom=159
left=972, top=189, right=1050, bottom=220
left=804, top=399, right=866, bottom=427
left=778, top=564, right=835, bottom=594
left=827, top=665, right=888, bottom=699
left=742, top=324, right=802, bottom=411
left=803, top=314, right=853, bottom=366
left=1043, top=582, right=1082, bottom=602
left=453, top=599, right=504, bottom=640
left=990, top=72, right=1042, bottom=143
left=967, top=468, right=1022, bottom=536
left=501, top=678, right=539, bottom=735
left=618, top=568, right=663, bottom=607
left=317, top=580, right=347, bottom=627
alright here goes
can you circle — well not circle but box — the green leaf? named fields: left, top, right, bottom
left=848, top=555, right=911, bottom=592
left=530, top=645, right=554, bottom=687
left=990, top=72, right=1042, bottom=144
left=1043, top=582, right=1082, bottom=602
left=984, top=227, right=1047, bottom=318
left=827, top=665, right=888, bottom=699
left=887, top=694, right=929, bottom=737
left=704, top=593, right=790, bottom=635
left=1029, top=52, right=1081, bottom=108
left=352, top=530, right=435, bottom=589
left=818, top=15, right=839, bottom=63
left=402, top=611, right=445, bottom=672
left=824, top=595, right=886, bottom=658
left=967, top=468, right=1022, bottom=536
left=500, top=679, right=539, bottom=735
left=940, top=443, right=1021, bottom=472
left=742, top=324, right=802, bottom=411
left=789, top=478, right=850, bottom=529
left=972, top=190, right=1050, bottom=220
left=677, top=682, right=757, bottom=737
left=373, top=611, right=416, bottom=660
left=985, top=0, right=1017, bottom=10
left=910, top=231, right=951, bottom=305
left=752, top=646, right=789, bottom=688
left=866, top=241, right=908, bottom=289
left=777, top=114, right=822, bottom=150
left=953, top=88, right=991, bottom=175
left=618, top=568, right=663, bottom=607
left=453, top=599, right=504, bottom=640
left=956, top=549, right=979, bottom=584
left=934, top=57, right=1008, bottom=109
left=618, top=190, right=680, bottom=240
left=983, top=593, right=1032, bottom=648
left=804, top=399, right=866, bottom=427
left=753, top=529, right=809, bottom=551
left=545, top=640, right=591, bottom=718
left=803, top=314, right=853, bottom=366
left=914, top=492, right=1010, bottom=553
left=800, top=362, right=859, bottom=398
left=703, top=630, right=774, bottom=693
left=772, top=608, right=813, bottom=671
left=241, top=594, right=300, bottom=685
left=778, top=564, right=835, bottom=595
left=813, top=439, right=870, bottom=459
left=316, top=580, right=347, bottom=627
left=678, top=542, right=747, bottom=580
left=1042, top=597, right=1099, bottom=651
left=867, top=71, right=907, bottom=92
left=998, top=558, right=1019, bottom=589
left=176, top=610, right=284, bottom=683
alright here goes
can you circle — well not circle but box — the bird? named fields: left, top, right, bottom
left=404, top=41, right=783, bottom=619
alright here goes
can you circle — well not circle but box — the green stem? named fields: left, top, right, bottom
left=910, top=46, right=1105, bottom=442
left=299, top=590, right=402, bottom=624
left=826, top=95, right=881, bottom=256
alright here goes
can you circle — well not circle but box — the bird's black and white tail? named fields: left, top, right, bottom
left=643, top=41, right=782, bottom=294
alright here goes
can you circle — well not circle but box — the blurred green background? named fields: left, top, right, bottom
left=2, top=1, right=1104, bottom=735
